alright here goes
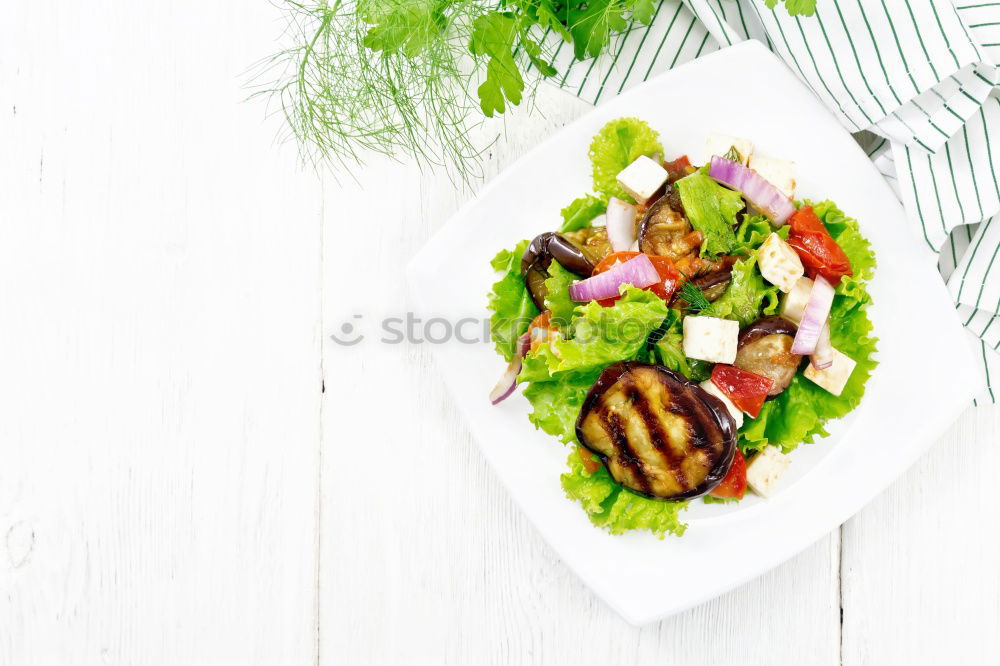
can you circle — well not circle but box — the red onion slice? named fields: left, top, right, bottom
left=606, top=197, right=638, bottom=252
left=708, top=155, right=796, bottom=224
left=490, top=332, right=530, bottom=405
left=791, top=276, right=835, bottom=355
left=811, top=319, right=834, bottom=369
left=568, top=254, right=660, bottom=302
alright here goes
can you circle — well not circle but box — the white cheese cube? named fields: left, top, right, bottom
left=699, top=380, right=743, bottom=428
left=616, top=156, right=669, bottom=204
left=803, top=347, right=857, bottom=397
left=757, top=233, right=804, bottom=293
left=682, top=316, right=738, bottom=364
left=746, top=446, right=791, bottom=497
left=780, top=276, right=814, bottom=324
left=749, top=154, right=797, bottom=198
left=705, top=133, right=754, bottom=165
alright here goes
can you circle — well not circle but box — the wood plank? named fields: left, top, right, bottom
left=841, top=405, right=1000, bottom=665
left=0, top=2, right=321, bottom=663
left=319, top=85, right=840, bottom=665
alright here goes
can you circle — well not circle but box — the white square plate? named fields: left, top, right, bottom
left=407, top=41, right=977, bottom=625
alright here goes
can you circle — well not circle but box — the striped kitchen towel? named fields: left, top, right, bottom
left=546, top=0, right=1000, bottom=404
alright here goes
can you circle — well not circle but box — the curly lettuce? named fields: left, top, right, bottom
left=561, top=450, right=688, bottom=538
left=589, top=118, right=663, bottom=201
left=522, top=369, right=600, bottom=445
left=542, top=260, right=579, bottom=328
left=700, top=255, right=780, bottom=326
left=488, top=240, right=539, bottom=360
left=739, top=201, right=878, bottom=453
left=520, top=287, right=668, bottom=382
left=559, top=195, right=606, bottom=232
left=674, top=169, right=744, bottom=256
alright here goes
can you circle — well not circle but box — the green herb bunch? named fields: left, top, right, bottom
left=257, top=0, right=813, bottom=180
left=257, top=0, right=658, bottom=179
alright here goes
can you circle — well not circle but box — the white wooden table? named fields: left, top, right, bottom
left=2, top=3, right=998, bottom=664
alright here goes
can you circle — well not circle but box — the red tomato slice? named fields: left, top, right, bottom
left=663, top=155, right=692, bottom=176
left=786, top=206, right=852, bottom=283
left=709, top=448, right=747, bottom=500
left=710, top=364, right=774, bottom=419
left=592, top=252, right=680, bottom=306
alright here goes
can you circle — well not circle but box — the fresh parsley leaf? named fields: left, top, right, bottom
left=764, top=0, right=817, bottom=17
left=470, top=12, right=525, bottom=117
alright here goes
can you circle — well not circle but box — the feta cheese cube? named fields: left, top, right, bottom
left=616, top=156, right=669, bottom=204
left=746, top=446, right=791, bottom=497
left=705, top=134, right=754, bottom=165
left=749, top=154, right=797, bottom=197
left=780, top=276, right=814, bottom=324
left=757, top=232, right=804, bottom=293
left=699, top=380, right=743, bottom=428
left=682, top=316, right=738, bottom=364
left=803, top=347, right=857, bottom=396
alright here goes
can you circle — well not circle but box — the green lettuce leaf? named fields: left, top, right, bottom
left=648, top=308, right=709, bottom=381
left=543, top=260, right=579, bottom=328
left=537, top=287, right=668, bottom=378
left=739, top=202, right=878, bottom=453
left=487, top=240, right=538, bottom=361
left=521, top=368, right=600, bottom=445
left=700, top=256, right=780, bottom=326
left=561, top=450, right=688, bottom=538
left=674, top=170, right=744, bottom=256
left=589, top=118, right=663, bottom=201
left=734, top=214, right=774, bottom=253
left=560, top=195, right=606, bottom=232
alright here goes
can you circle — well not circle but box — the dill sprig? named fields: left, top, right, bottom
left=252, top=0, right=656, bottom=181
left=252, top=0, right=498, bottom=182
left=678, top=274, right=711, bottom=313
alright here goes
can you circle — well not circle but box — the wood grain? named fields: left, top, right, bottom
left=0, top=2, right=321, bottom=664
left=3, top=2, right=999, bottom=663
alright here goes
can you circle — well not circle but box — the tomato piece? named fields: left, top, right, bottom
left=786, top=206, right=852, bottom=283
left=527, top=311, right=559, bottom=353
left=578, top=446, right=602, bottom=475
left=710, top=364, right=774, bottom=419
left=709, top=448, right=747, bottom=500
left=664, top=155, right=692, bottom=176
left=592, top=252, right=680, bottom=306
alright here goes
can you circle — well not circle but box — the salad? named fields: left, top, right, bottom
left=486, top=118, right=877, bottom=538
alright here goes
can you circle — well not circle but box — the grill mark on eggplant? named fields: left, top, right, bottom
left=599, top=408, right=650, bottom=494
left=622, top=377, right=689, bottom=490
left=576, top=362, right=738, bottom=500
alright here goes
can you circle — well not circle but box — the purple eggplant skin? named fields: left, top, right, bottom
left=735, top=316, right=804, bottom=397
left=520, top=232, right=594, bottom=311
left=575, top=362, right=737, bottom=501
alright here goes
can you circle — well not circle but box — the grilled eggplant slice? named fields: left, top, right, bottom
left=735, top=316, right=803, bottom=396
left=576, top=362, right=737, bottom=500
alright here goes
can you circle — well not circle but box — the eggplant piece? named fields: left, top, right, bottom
left=520, top=232, right=595, bottom=310
left=576, top=362, right=737, bottom=500
left=735, top=316, right=803, bottom=396
left=637, top=195, right=700, bottom=260
left=562, top=227, right=613, bottom=266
